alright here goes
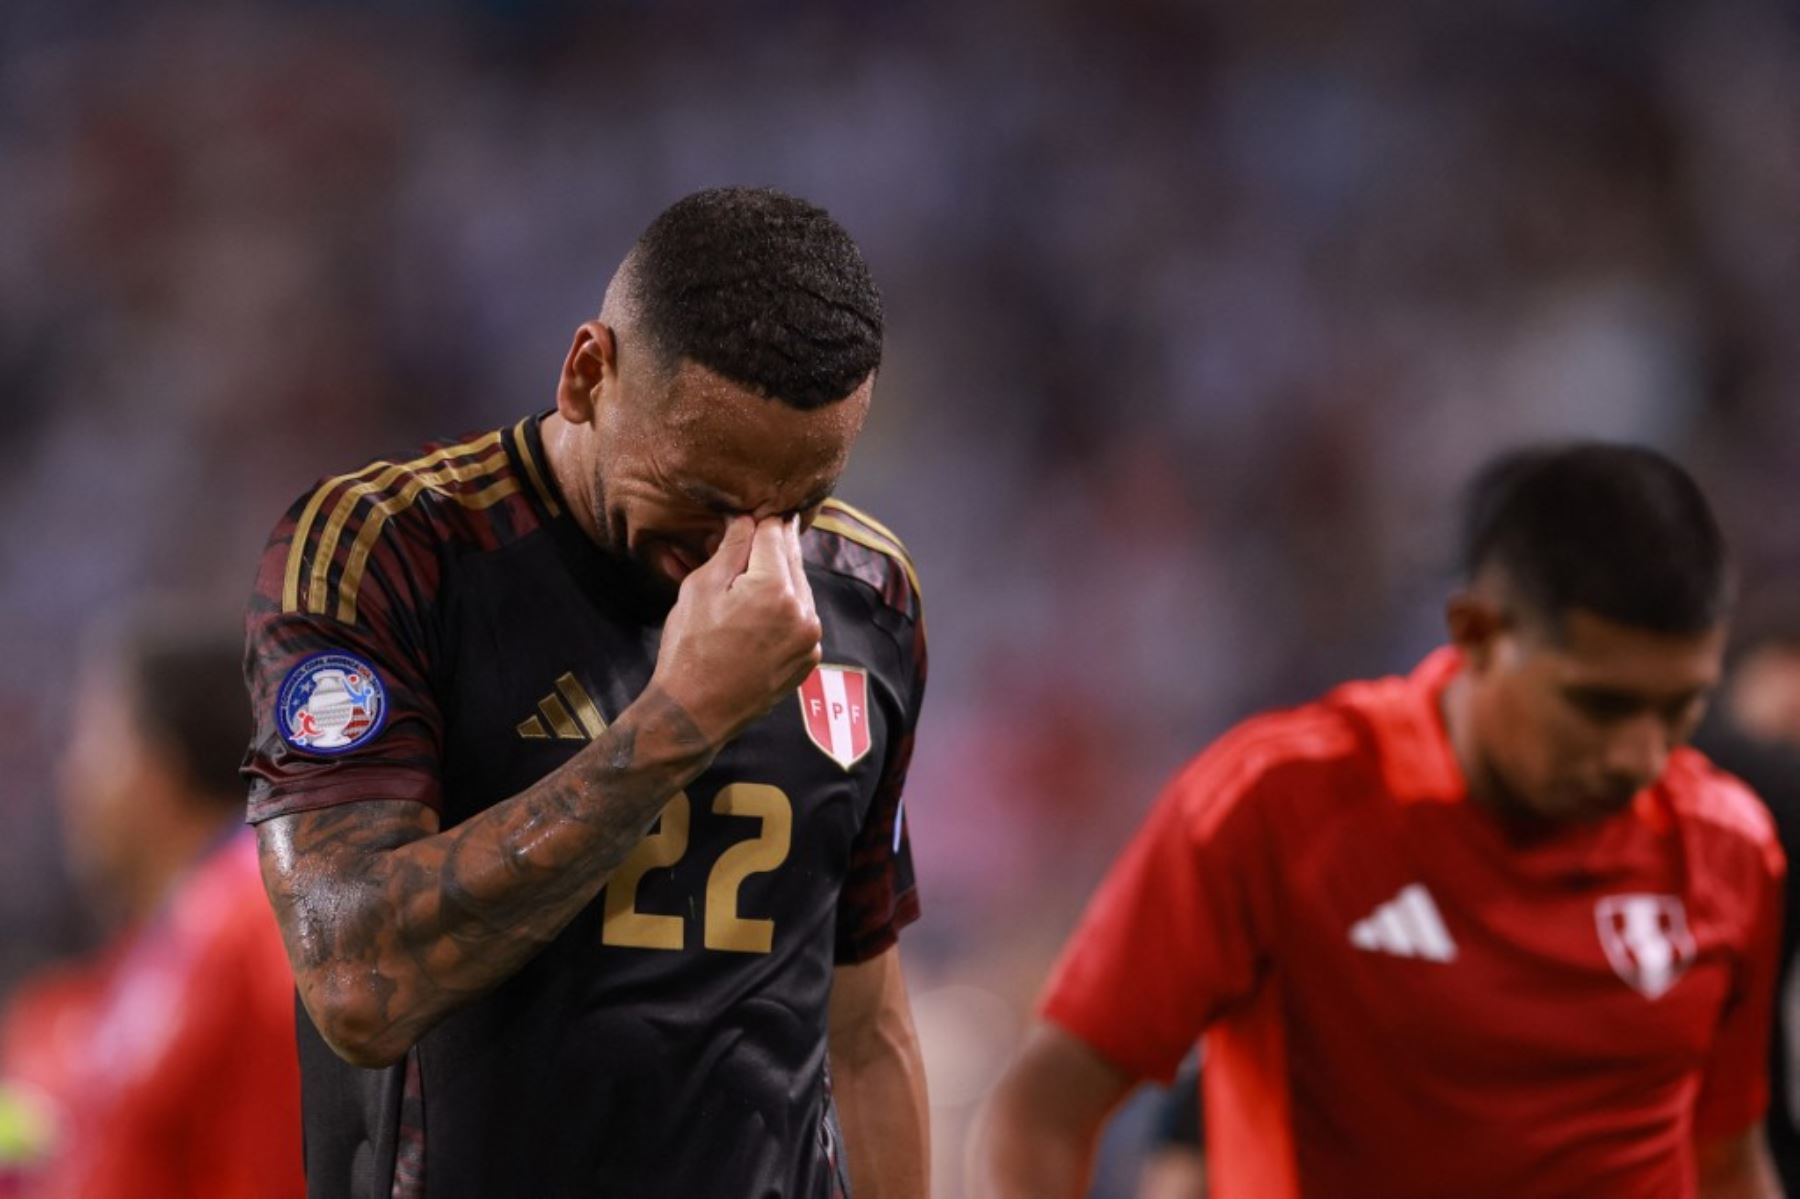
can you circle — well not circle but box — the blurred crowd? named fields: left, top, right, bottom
left=3, top=0, right=1800, bottom=1193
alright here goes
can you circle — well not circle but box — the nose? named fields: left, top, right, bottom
left=1601, top=714, right=1669, bottom=793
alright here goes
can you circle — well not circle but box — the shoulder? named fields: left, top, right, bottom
left=1164, top=702, right=1366, bottom=838
left=1662, top=747, right=1784, bottom=876
left=264, top=422, right=548, bottom=626
left=804, top=499, right=923, bottom=625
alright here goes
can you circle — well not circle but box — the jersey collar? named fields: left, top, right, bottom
left=1357, top=647, right=1679, bottom=877
left=1346, top=647, right=1469, bottom=805
left=508, top=410, right=570, bottom=523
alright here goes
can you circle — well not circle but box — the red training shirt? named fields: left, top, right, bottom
left=1043, top=649, right=1784, bottom=1198
left=1, top=829, right=305, bottom=1199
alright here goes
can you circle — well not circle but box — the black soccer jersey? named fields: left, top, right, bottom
left=243, top=415, right=925, bottom=1199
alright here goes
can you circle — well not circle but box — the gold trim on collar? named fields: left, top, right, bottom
left=511, top=418, right=562, bottom=517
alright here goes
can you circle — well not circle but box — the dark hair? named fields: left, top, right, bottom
left=116, top=622, right=253, bottom=810
left=627, top=187, right=882, bottom=410
left=1461, top=442, right=1731, bottom=635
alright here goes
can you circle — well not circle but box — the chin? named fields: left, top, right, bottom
left=1530, top=784, right=1628, bottom=825
left=1482, top=763, right=1571, bottom=828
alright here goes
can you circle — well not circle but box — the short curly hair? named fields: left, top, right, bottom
left=624, top=187, right=883, bottom=410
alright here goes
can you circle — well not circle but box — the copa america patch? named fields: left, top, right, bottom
left=276, top=653, right=387, bottom=754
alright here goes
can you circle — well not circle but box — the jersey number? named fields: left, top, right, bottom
left=601, top=784, right=793, bottom=954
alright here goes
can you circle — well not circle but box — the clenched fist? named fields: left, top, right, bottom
left=649, top=515, right=824, bottom=748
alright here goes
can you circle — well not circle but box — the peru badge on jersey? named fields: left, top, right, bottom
left=1596, top=894, right=1696, bottom=1000
left=798, top=665, right=872, bottom=770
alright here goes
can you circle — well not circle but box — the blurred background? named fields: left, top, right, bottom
left=3, top=0, right=1799, bottom=1193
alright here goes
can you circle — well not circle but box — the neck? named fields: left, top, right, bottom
left=539, top=412, right=604, bottom=545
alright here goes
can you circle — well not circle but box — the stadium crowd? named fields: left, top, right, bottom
left=2, top=0, right=1799, bottom=1192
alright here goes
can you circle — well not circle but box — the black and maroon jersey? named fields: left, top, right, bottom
left=242, top=415, right=925, bottom=1199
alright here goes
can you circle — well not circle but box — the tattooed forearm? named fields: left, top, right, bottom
left=257, top=683, right=717, bottom=1068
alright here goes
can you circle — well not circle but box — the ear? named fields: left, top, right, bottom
left=1445, top=589, right=1507, bottom=672
left=556, top=321, right=618, bottom=426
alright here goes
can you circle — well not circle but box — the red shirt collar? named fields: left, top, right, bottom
left=1339, top=646, right=1468, bottom=804
left=1344, top=647, right=1677, bottom=869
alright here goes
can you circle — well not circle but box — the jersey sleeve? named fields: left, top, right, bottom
left=833, top=608, right=927, bottom=965
left=1693, top=832, right=1787, bottom=1141
left=242, top=481, right=444, bottom=824
left=1040, top=737, right=1280, bottom=1084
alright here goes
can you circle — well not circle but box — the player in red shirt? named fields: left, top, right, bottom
left=973, top=444, right=1785, bottom=1198
left=0, top=621, right=304, bottom=1199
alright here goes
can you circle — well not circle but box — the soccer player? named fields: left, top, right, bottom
left=1, top=619, right=304, bottom=1198
left=1693, top=616, right=1800, bottom=1190
left=973, top=444, right=1785, bottom=1198
left=1136, top=1056, right=1206, bottom=1199
left=243, top=188, right=928, bottom=1197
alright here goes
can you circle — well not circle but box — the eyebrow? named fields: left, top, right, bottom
left=679, top=480, right=835, bottom=514
left=678, top=481, right=742, bottom=512
left=1560, top=683, right=1712, bottom=711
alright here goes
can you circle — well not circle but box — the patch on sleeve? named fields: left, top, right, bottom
left=276, top=653, right=389, bottom=754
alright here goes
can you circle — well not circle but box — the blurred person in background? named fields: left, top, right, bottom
left=4, top=5, right=1800, bottom=1195
left=244, top=187, right=927, bottom=1198
left=1692, top=605, right=1800, bottom=1192
left=0, top=614, right=303, bottom=1198
left=974, top=444, right=1784, bottom=1198
left=1134, top=1056, right=1205, bottom=1199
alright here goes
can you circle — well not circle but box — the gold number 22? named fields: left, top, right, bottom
left=601, top=784, right=793, bottom=955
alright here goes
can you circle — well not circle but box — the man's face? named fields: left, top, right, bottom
left=57, top=665, right=168, bottom=909
left=585, top=353, right=871, bottom=604
left=1463, top=608, right=1725, bottom=824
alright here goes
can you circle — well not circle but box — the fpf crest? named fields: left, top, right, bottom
left=1595, top=894, right=1696, bottom=1000
left=797, top=665, right=872, bottom=770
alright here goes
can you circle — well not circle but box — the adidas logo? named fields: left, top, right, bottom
left=517, top=673, right=608, bottom=742
left=1349, top=883, right=1457, bottom=963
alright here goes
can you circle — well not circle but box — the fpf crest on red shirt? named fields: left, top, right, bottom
left=797, top=665, right=872, bottom=770
left=1595, top=894, right=1696, bottom=1000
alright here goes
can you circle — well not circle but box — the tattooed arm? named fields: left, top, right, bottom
left=258, top=687, right=713, bottom=1068
left=258, top=516, right=821, bottom=1068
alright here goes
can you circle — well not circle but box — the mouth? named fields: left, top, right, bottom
left=1565, top=785, right=1640, bottom=819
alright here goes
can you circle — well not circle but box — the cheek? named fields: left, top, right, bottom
left=81, top=749, right=136, bottom=817
left=599, top=483, right=671, bottom=544
left=56, top=686, right=144, bottom=847
left=616, top=500, right=721, bottom=550
left=59, top=750, right=137, bottom=863
left=607, top=486, right=719, bottom=545
left=1484, top=682, right=1566, bottom=783
left=1507, top=692, right=1598, bottom=781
